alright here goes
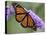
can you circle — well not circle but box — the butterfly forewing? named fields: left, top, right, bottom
left=16, top=14, right=26, bottom=22
left=15, top=5, right=27, bottom=22
left=16, top=7, right=25, bottom=14
left=16, top=5, right=26, bottom=14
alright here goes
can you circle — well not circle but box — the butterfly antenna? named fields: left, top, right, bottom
left=12, top=2, right=20, bottom=7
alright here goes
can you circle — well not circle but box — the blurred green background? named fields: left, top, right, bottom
left=7, top=1, right=45, bottom=34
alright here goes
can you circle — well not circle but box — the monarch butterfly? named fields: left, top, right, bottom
left=12, top=3, right=37, bottom=31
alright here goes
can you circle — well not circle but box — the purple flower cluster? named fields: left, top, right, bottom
left=6, top=5, right=15, bottom=21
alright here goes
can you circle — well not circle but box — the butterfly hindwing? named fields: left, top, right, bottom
left=21, top=16, right=27, bottom=27
left=28, top=15, right=37, bottom=31
left=28, top=15, right=33, bottom=27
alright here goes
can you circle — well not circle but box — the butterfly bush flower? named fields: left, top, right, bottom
left=29, top=10, right=45, bottom=31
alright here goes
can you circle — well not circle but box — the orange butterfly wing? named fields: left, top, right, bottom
left=16, top=14, right=26, bottom=22
left=21, top=16, right=27, bottom=27
left=28, top=15, right=37, bottom=31
left=12, top=3, right=26, bottom=22
left=16, top=7, right=26, bottom=14
left=28, top=15, right=33, bottom=27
